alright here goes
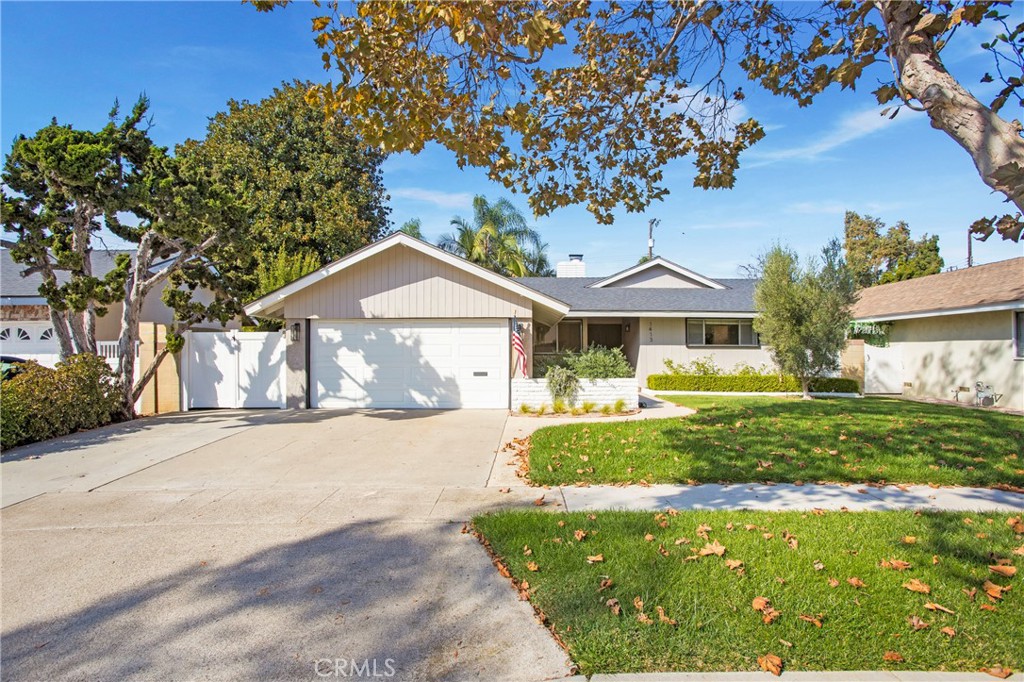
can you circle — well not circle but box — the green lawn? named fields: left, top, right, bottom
left=527, top=396, right=1024, bottom=488
left=473, top=509, right=1023, bottom=676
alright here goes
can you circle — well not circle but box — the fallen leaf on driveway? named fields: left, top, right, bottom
left=758, top=654, right=783, bottom=676
left=903, top=579, right=931, bottom=594
left=499, top=487, right=511, bottom=493
left=533, top=496, right=545, bottom=506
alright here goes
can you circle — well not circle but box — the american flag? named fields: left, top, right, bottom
left=511, top=315, right=527, bottom=378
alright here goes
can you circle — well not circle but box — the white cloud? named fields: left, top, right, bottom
left=390, top=188, right=474, bottom=210
left=746, top=106, right=915, bottom=167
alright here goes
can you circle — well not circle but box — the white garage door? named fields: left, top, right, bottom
left=312, top=320, right=509, bottom=409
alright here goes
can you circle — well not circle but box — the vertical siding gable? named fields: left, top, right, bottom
left=282, top=245, right=532, bottom=319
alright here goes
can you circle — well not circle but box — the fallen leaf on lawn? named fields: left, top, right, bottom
left=533, top=496, right=545, bottom=506
left=598, top=578, right=613, bottom=592
left=980, top=603, right=998, bottom=612
left=983, top=580, right=1010, bottom=601
left=903, top=579, right=931, bottom=594
left=762, top=607, right=782, bottom=624
left=644, top=533, right=655, bottom=542
left=981, top=665, right=1013, bottom=679
left=586, top=554, right=604, bottom=564
left=745, top=524, right=758, bottom=531
left=763, top=532, right=775, bottom=540
left=658, top=544, right=670, bottom=557
left=776, top=577, right=787, bottom=585
left=523, top=545, right=533, bottom=556
left=1014, top=545, right=1024, bottom=556
left=883, top=651, right=905, bottom=663
left=1008, top=517, right=1024, bottom=533
left=526, top=561, right=539, bottom=572
left=752, top=596, right=771, bottom=612
left=700, top=540, right=727, bottom=557
left=989, top=565, right=1017, bottom=578
left=656, top=605, right=677, bottom=625
left=908, top=615, right=930, bottom=631
left=758, top=654, right=783, bottom=676
left=902, top=536, right=917, bottom=544
left=779, top=639, right=793, bottom=648
left=799, top=614, right=823, bottom=628
left=675, top=537, right=691, bottom=545
left=637, top=612, right=653, bottom=625
left=964, top=587, right=978, bottom=602
left=940, top=626, right=956, bottom=637
left=725, top=559, right=744, bottom=571
left=633, top=596, right=644, bottom=611
left=574, top=530, right=587, bottom=542
left=881, top=559, right=912, bottom=571
left=813, top=560, right=825, bottom=571
left=923, top=602, right=955, bottom=614
left=847, top=577, right=867, bottom=588
left=828, top=577, right=840, bottom=588
left=606, top=598, right=621, bottom=616
left=696, top=523, right=712, bottom=539
left=933, top=555, right=940, bottom=565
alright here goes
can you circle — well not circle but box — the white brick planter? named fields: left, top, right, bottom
left=511, top=378, right=638, bottom=411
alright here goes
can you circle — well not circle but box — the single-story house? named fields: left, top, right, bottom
left=243, top=233, right=774, bottom=409
left=851, top=257, right=1024, bottom=411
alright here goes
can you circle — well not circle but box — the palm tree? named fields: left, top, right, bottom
left=438, top=196, right=550, bottom=277
left=393, top=218, right=423, bottom=239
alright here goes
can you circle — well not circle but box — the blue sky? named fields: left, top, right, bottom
left=2, top=1, right=1020, bottom=278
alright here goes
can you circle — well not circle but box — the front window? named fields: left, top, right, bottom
left=686, top=319, right=758, bottom=347
left=1016, top=311, right=1024, bottom=359
left=534, top=319, right=584, bottom=353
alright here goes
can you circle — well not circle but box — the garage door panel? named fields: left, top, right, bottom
left=312, top=320, right=509, bottom=409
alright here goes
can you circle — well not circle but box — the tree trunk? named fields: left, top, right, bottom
left=48, top=307, right=75, bottom=359
left=67, top=311, right=90, bottom=355
left=876, top=1, right=1024, bottom=212
left=115, top=239, right=154, bottom=419
left=132, top=346, right=170, bottom=403
left=800, top=377, right=813, bottom=400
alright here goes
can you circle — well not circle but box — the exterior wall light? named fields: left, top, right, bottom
left=290, top=322, right=300, bottom=342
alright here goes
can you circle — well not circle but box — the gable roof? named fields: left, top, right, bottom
left=589, top=256, right=726, bottom=289
left=516, top=276, right=757, bottom=316
left=1, top=249, right=134, bottom=301
left=243, top=233, right=571, bottom=318
left=852, top=257, right=1024, bottom=322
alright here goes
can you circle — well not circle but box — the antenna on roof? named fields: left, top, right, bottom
left=647, top=218, right=660, bottom=260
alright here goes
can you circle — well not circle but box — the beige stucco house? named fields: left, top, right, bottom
left=244, top=233, right=775, bottom=409
left=851, top=257, right=1024, bottom=411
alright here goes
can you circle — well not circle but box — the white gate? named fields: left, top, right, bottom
left=183, top=331, right=285, bottom=409
left=864, top=343, right=903, bottom=394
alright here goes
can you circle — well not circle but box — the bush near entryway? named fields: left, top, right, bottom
left=647, top=374, right=859, bottom=393
left=1, top=354, right=122, bottom=450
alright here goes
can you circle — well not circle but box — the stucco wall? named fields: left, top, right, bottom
left=889, top=310, right=1023, bottom=411
left=283, top=244, right=533, bottom=320
left=634, top=317, right=775, bottom=387
left=511, top=378, right=639, bottom=411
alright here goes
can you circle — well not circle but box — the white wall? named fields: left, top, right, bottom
left=634, top=317, right=776, bottom=388
left=511, top=378, right=639, bottom=411
left=888, top=310, right=1023, bottom=411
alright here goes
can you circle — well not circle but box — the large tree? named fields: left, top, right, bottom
left=843, top=211, right=944, bottom=287
left=753, top=240, right=858, bottom=399
left=2, top=97, right=249, bottom=417
left=438, top=195, right=551, bottom=277
left=178, top=80, right=391, bottom=268
left=253, top=1, right=1023, bottom=241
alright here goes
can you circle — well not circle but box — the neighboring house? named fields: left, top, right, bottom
left=851, top=257, right=1024, bottom=411
left=243, top=233, right=774, bottom=409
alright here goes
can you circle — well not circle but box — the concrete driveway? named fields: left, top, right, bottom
left=1, top=409, right=572, bottom=681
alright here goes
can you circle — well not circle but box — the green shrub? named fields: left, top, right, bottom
left=646, top=373, right=860, bottom=394
left=567, top=345, right=634, bottom=379
left=581, top=401, right=596, bottom=413
left=546, top=365, right=580, bottom=405
left=663, top=357, right=722, bottom=376
left=552, top=398, right=568, bottom=414
left=599, top=404, right=613, bottom=415
left=518, top=403, right=533, bottom=414
left=613, top=398, right=627, bottom=413
left=533, top=352, right=572, bottom=377
left=1, top=354, right=122, bottom=450
left=537, top=403, right=549, bottom=415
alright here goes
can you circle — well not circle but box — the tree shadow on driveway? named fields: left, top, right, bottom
left=1, top=516, right=569, bottom=681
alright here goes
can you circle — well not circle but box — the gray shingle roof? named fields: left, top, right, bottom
left=514, top=276, right=758, bottom=313
left=1, top=249, right=135, bottom=298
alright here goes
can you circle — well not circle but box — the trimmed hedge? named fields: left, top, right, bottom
left=647, top=373, right=860, bottom=393
left=1, top=354, right=122, bottom=450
